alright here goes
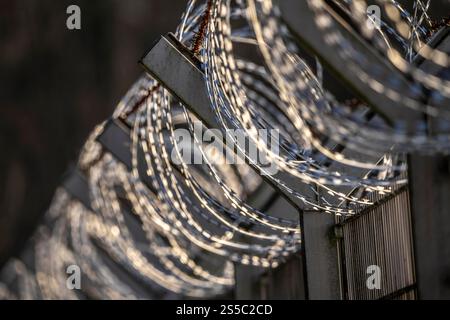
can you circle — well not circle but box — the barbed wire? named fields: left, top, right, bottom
left=1, top=0, right=449, bottom=299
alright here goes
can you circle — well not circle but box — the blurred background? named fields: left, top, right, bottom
left=0, top=0, right=186, bottom=268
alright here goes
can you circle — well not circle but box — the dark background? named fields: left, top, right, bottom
left=0, top=0, right=186, bottom=267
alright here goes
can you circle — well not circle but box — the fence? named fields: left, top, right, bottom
left=337, top=183, right=416, bottom=299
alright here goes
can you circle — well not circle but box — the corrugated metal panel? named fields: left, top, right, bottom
left=338, top=185, right=416, bottom=300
